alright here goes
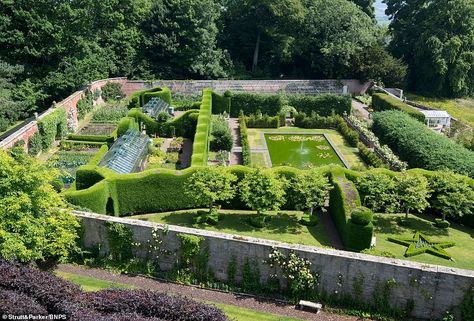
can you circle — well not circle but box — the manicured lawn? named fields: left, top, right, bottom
left=247, top=128, right=364, bottom=169
left=405, top=93, right=474, bottom=126
left=57, top=270, right=303, bottom=321
left=212, top=303, right=303, bottom=321
left=55, top=271, right=134, bottom=291
left=250, top=152, right=268, bottom=167
left=265, top=134, right=343, bottom=168
left=371, top=213, right=474, bottom=271
left=133, top=209, right=333, bottom=248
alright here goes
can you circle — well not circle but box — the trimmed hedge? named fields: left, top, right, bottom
left=127, top=108, right=199, bottom=139
left=88, top=145, right=109, bottom=166
left=244, top=113, right=280, bottom=128
left=288, top=94, right=351, bottom=116
left=230, top=93, right=283, bottom=117
left=75, top=165, right=108, bottom=191
left=239, top=116, right=251, bottom=166
left=294, top=112, right=337, bottom=129
left=372, top=93, right=425, bottom=122
left=191, top=89, right=212, bottom=166
left=351, top=206, right=374, bottom=225
left=212, top=91, right=231, bottom=114
left=358, top=142, right=386, bottom=168
left=328, top=174, right=373, bottom=251
left=68, top=132, right=116, bottom=143
left=60, top=140, right=106, bottom=150
left=128, top=87, right=172, bottom=108
left=373, top=111, right=474, bottom=177
left=117, top=117, right=139, bottom=137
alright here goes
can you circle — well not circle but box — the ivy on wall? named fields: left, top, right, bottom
left=37, top=107, right=68, bottom=151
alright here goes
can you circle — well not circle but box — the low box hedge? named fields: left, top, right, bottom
left=372, top=93, right=425, bottom=122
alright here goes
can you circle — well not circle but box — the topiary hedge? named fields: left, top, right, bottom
left=357, top=143, right=386, bottom=168
left=128, top=87, right=172, bottom=108
left=191, top=89, right=212, bottom=166
left=287, top=94, right=351, bottom=116
left=117, top=117, right=139, bottom=136
left=351, top=206, right=374, bottom=225
left=68, top=132, right=117, bottom=144
left=230, top=93, right=283, bottom=117
left=328, top=174, right=373, bottom=251
left=372, top=93, right=425, bottom=122
left=212, top=91, right=231, bottom=114
left=88, top=145, right=109, bottom=166
left=372, top=110, right=474, bottom=177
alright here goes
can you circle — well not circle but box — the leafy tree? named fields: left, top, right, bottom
left=351, top=0, right=375, bottom=18
left=185, top=167, right=237, bottom=213
left=294, top=0, right=378, bottom=78
left=141, top=0, right=229, bottom=79
left=356, top=172, right=398, bottom=213
left=221, top=0, right=305, bottom=73
left=239, top=168, right=286, bottom=215
left=428, top=172, right=474, bottom=221
left=353, top=44, right=407, bottom=87
left=396, top=173, right=430, bottom=219
left=385, top=0, right=474, bottom=96
left=0, top=147, right=79, bottom=263
left=0, top=61, right=29, bottom=132
left=292, top=170, right=332, bottom=216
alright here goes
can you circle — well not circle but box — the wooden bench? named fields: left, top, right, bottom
left=297, top=300, right=322, bottom=313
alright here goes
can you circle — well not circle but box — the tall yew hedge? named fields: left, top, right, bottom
left=372, top=110, right=474, bottom=178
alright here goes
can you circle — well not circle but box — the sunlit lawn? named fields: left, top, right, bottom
left=133, top=209, right=333, bottom=248
left=405, top=93, right=474, bottom=127
left=250, top=152, right=268, bottom=167
left=371, top=213, right=474, bottom=271
left=57, top=270, right=303, bottom=321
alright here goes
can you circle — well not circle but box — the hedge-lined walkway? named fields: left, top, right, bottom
left=57, top=264, right=364, bottom=321
left=229, top=118, right=243, bottom=165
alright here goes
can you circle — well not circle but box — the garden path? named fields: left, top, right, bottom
left=319, top=213, right=344, bottom=250
left=229, top=118, right=243, bottom=165
left=351, top=100, right=370, bottom=120
left=57, top=264, right=365, bottom=321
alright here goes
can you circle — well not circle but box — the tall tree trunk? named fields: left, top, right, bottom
left=310, top=205, right=314, bottom=217
left=405, top=208, right=409, bottom=220
left=209, top=200, right=214, bottom=214
left=252, top=32, right=261, bottom=72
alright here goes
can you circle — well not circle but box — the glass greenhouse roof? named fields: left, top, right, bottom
left=99, top=129, right=149, bottom=174
left=143, top=97, right=171, bottom=118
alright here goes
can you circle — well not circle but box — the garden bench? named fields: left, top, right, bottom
left=297, top=300, right=322, bottom=313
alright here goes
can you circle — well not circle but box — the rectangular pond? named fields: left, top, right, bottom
left=264, top=133, right=345, bottom=169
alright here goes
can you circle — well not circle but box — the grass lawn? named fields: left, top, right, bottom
left=405, top=93, right=474, bottom=127
left=250, top=152, right=268, bottom=167
left=247, top=127, right=364, bottom=169
left=133, top=209, right=333, bottom=248
left=371, top=213, right=474, bottom=271
left=55, top=271, right=135, bottom=291
left=57, top=270, right=303, bottom=321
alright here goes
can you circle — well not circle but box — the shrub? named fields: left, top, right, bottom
left=28, top=132, right=43, bottom=156
left=77, top=90, right=94, bottom=120
left=372, top=110, right=474, bottom=177
left=372, top=93, right=425, bottom=122
left=101, top=82, right=125, bottom=102
left=230, top=93, right=283, bottom=117
left=244, top=111, right=280, bottom=128
left=210, top=115, right=233, bottom=152
left=68, top=133, right=116, bottom=143
left=351, top=206, right=374, bottom=225
left=294, top=112, right=337, bottom=129
left=0, top=260, right=227, bottom=321
left=117, top=117, right=139, bottom=137
left=287, top=94, right=352, bottom=116
left=358, top=143, right=386, bottom=168
left=434, top=219, right=450, bottom=229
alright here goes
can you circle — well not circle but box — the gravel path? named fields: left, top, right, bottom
left=229, top=118, right=243, bottom=165
left=58, top=264, right=365, bottom=321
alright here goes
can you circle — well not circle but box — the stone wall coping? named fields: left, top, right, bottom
left=73, top=210, right=474, bottom=278
left=0, top=121, right=36, bottom=147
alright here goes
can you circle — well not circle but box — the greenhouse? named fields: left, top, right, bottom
left=143, top=97, right=173, bottom=119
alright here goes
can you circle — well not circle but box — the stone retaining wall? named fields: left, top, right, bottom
left=122, top=79, right=371, bottom=97
left=76, top=210, right=474, bottom=320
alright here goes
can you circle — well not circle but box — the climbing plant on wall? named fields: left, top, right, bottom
left=37, top=107, right=68, bottom=151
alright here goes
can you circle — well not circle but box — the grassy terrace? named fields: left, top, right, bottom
left=247, top=127, right=365, bottom=168
left=133, top=209, right=333, bottom=248
left=57, top=270, right=303, bottom=321
left=370, top=213, right=474, bottom=271
left=405, top=93, right=474, bottom=126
